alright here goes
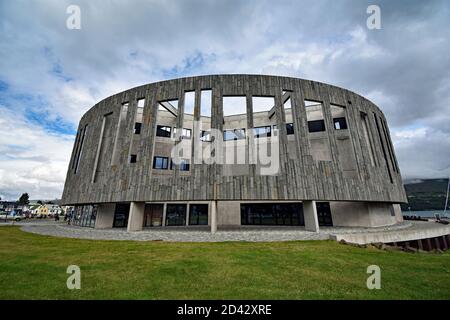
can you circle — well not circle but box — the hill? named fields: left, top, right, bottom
left=401, top=178, right=449, bottom=211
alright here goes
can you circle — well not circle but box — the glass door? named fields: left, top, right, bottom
left=316, top=202, right=333, bottom=226
left=144, top=204, right=163, bottom=227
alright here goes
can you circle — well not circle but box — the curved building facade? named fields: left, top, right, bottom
left=62, top=75, right=407, bottom=231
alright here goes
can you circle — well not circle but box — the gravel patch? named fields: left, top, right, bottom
left=16, top=220, right=418, bottom=242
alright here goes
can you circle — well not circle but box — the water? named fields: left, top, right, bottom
left=403, top=210, right=449, bottom=218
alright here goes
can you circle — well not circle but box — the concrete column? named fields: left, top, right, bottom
left=426, top=238, right=432, bottom=250
left=303, top=200, right=319, bottom=232
left=95, top=203, right=115, bottom=229
left=162, top=203, right=167, bottom=227
left=434, top=237, right=441, bottom=250
left=127, top=202, right=145, bottom=232
left=186, top=202, right=190, bottom=226
left=211, top=201, right=217, bottom=234
left=418, top=239, right=423, bottom=250
left=441, top=236, right=448, bottom=250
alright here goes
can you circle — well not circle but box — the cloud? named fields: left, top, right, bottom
left=0, top=107, right=73, bottom=200
left=0, top=0, right=449, bottom=199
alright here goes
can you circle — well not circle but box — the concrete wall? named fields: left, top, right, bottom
left=368, top=202, right=397, bottom=227
left=94, top=203, right=115, bottom=229
left=331, top=201, right=401, bottom=227
left=330, top=201, right=371, bottom=227
left=217, top=201, right=241, bottom=226
left=62, top=75, right=407, bottom=206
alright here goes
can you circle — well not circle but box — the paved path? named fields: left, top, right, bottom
left=10, top=220, right=429, bottom=243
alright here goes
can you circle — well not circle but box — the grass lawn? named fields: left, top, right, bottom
left=0, top=226, right=449, bottom=299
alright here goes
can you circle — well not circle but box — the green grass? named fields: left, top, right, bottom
left=0, top=226, right=449, bottom=299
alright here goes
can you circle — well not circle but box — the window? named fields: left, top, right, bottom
left=111, top=102, right=129, bottom=166
left=171, top=159, right=190, bottom=171
left=113, top=203, right=130, bottom=228
left=173, top=127, right=191, bottom=139
left=241, top=203, right=304, bottom=226
left=253, top=126, right=271, bottom=138
left=130, top=154, right=137, bottom=163
left=381, top=118, right=399, bottom=173
left=184, top=91, right=195, bottom=114
left=200, top=130, right=212, bottom=142
left=74, top=124, right=88, bottom=174
left=137, top=98, right=145, bottom=108
left=71, top=205, right=97, bottom=228
left=223, top=96, right=247, bottom=116
left=153, top=156, right=168, bottom=169
left=71, top=130, right=81, bottom=170
left=331, top=104, right=348, bottom=130
left=166, top=204, right=187, bottom=226
left=201, top=90, right=212, bottom=117
left=223, top=128, right=246, bottom=141
left=156, top=125, right=171, bottom=138
left=134, top=122, right=142, bottom=134
left=189, top=204, right=208, bottom=225
left=308, top=120, right=326, bottom=132
left=286, top=123, right=294, bottom=135
left=305, top=100, right=326, bottom=133
left=361, top=112, right=376, bottom=166
left=252, top=96, right=275, bottom=112
left=180, top=160, right=190, bottom=171
left=333, top=117, right=347, bottom=130
left=374, top=113, right=393, bottom=183
left=390, top=205, right=396, bottom=217
left=158, top=99, right=178, bottom=117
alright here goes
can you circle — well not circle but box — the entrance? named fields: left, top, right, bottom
left=316, top=202, right=333, bottom=226
left=113, top=203, right=130, bottom=228
left=144, top=204, right=163, bottom=227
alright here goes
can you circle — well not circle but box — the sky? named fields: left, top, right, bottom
left=0, top=0, right=449, bottom=200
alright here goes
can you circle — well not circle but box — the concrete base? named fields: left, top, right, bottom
left=330, top=201, right=401, bottom=228
left=127, top=202, right=145, bottom=232
left=94, top=203, right=115, bottom=229
left=93, top=200, right=403, bottom=232
left=330, top=221, right=450, bottom=245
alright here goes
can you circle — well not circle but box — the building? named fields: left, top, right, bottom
left=35, top=204, right=62, bottom=216
left=0, top=201, right=23, bottom=214
left=61, top=75, right=407, bottom=231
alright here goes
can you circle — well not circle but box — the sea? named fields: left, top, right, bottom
left=403, top=210, right=450, bottom=218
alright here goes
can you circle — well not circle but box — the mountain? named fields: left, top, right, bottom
left=401, top=178, right=449, bottom=211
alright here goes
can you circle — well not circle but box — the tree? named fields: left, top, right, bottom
left=18, top=193, right=30, bottom=206
left=37, top=200, right=43, bottom=205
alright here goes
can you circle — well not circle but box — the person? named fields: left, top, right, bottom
left=54, top=214, right=59, bottom=221
left=67, top=211, right=72, bottom=225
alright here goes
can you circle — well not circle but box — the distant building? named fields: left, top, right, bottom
left=0, top=201, right=23, bottom=214
left=35, top=204, right=63, bottom=216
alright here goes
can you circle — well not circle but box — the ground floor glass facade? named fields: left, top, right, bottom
left=241, top=203, right=304, bottom=226
left=166, top=204, right=187, bottom=226
left=72, top=205, right=97, bottom=228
